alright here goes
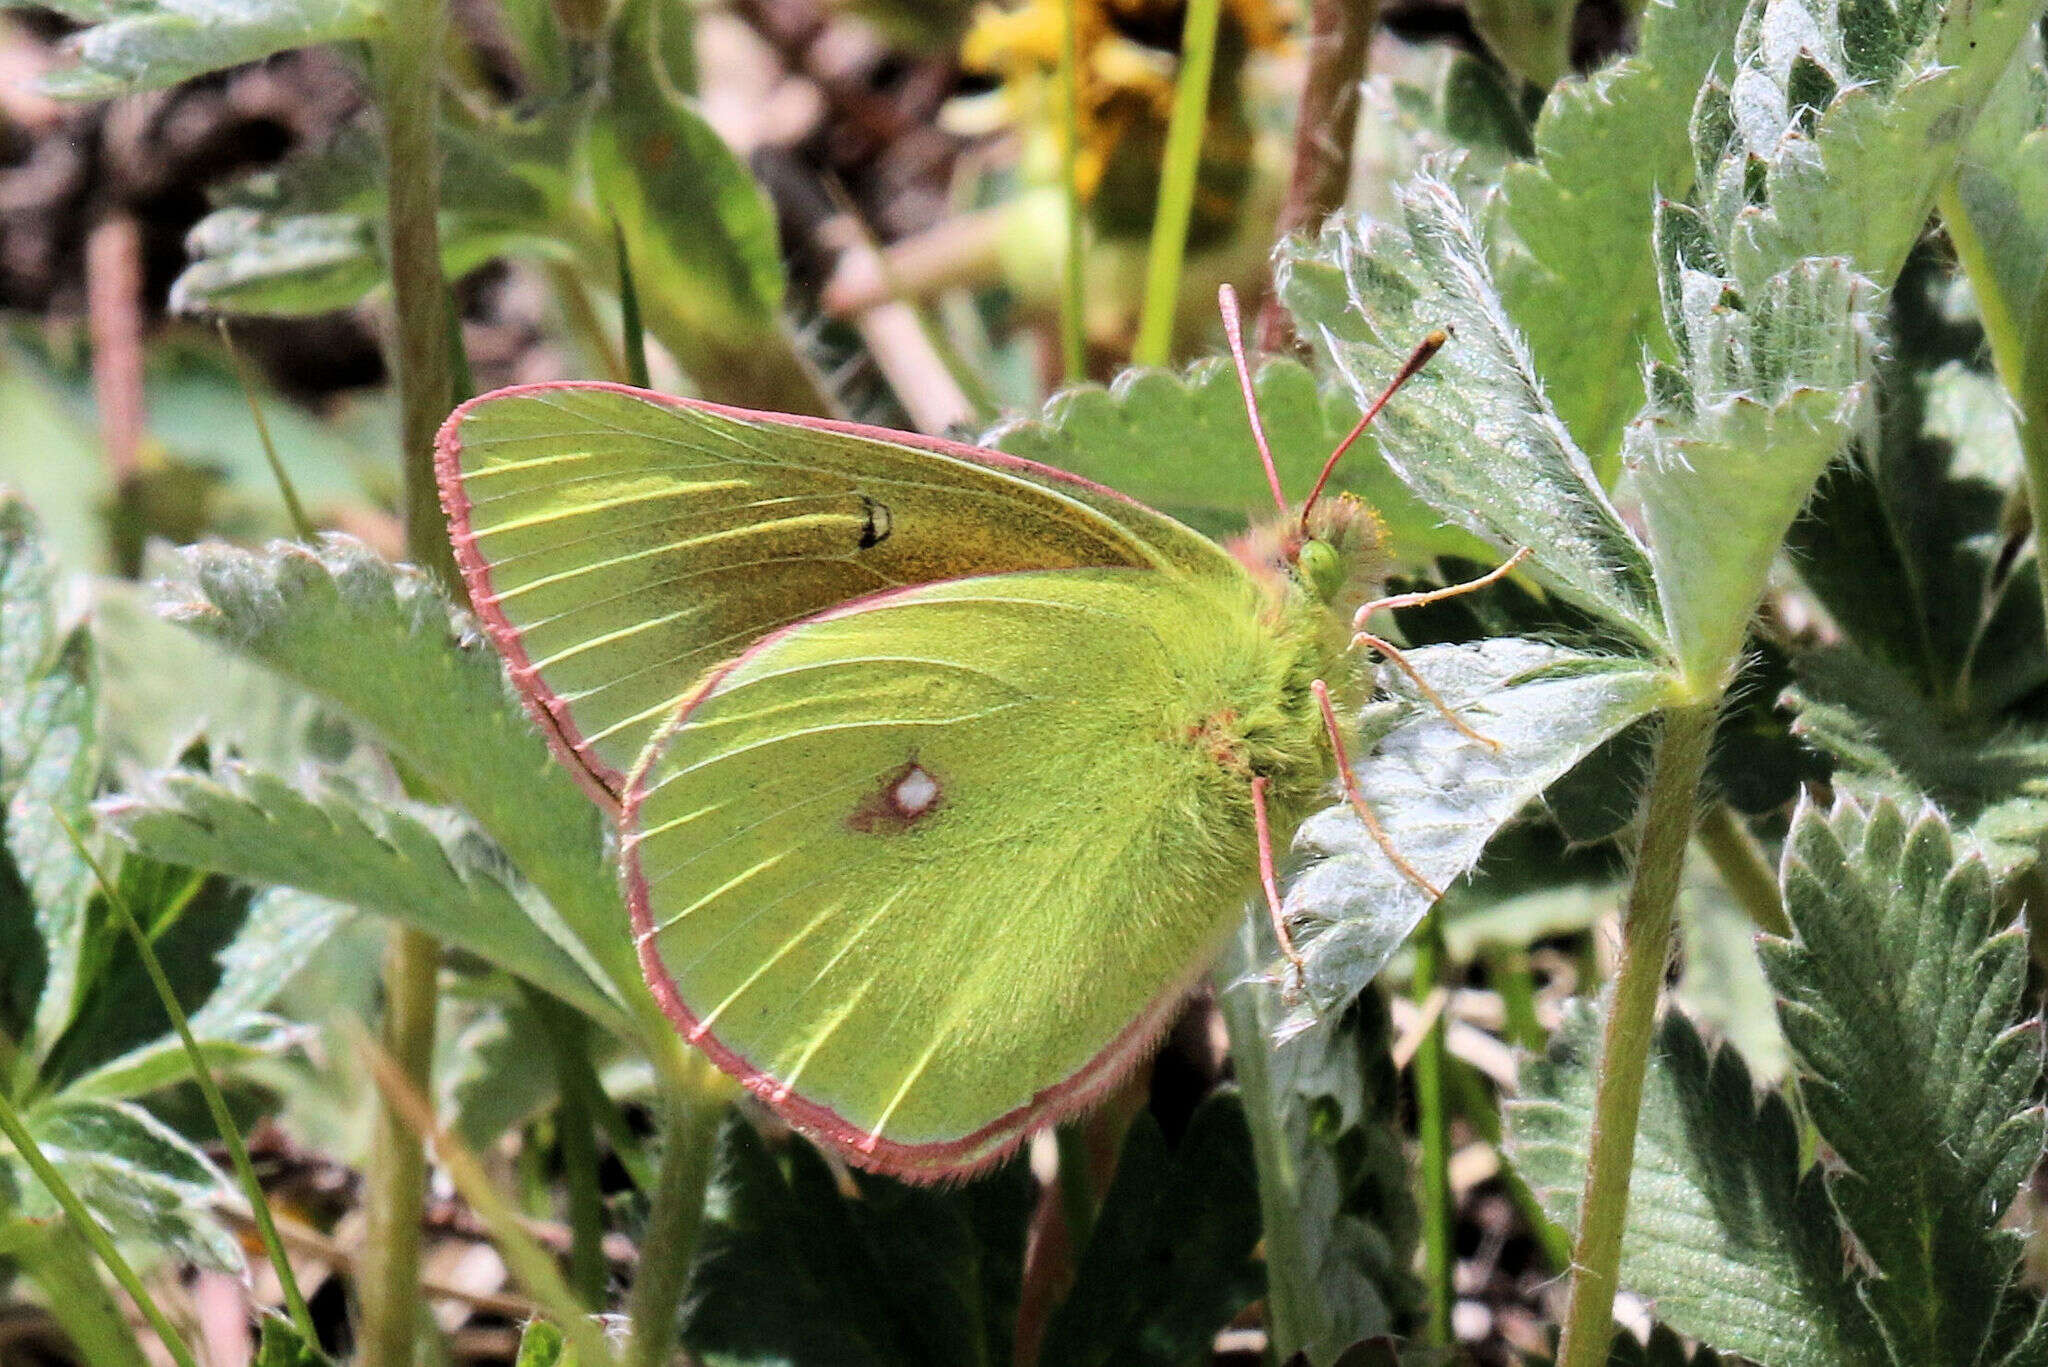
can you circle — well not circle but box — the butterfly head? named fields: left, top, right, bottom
left=1231, top=493, right=1388, bottom=613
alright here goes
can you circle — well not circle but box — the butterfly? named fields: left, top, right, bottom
left=435, top=287, right=1520, bottom=1182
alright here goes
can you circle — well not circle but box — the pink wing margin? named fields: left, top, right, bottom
left=433, top=380, right=1170, bottom=815
left=618, top=582, right=1201, bottom=1184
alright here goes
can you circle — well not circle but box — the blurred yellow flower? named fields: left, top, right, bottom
left=960, top=0, right=1286, bottom=231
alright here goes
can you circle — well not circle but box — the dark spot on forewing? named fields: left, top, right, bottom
left=847, top=759, right=941, bottom=833
left=858, top=496, right=893, bottom=549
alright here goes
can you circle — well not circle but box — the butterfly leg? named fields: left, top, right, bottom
left=1354, top=545, right=1533, bottom=620
left=1351, top=547, right=1533, bottom=750
left=1313, top=679, right=1445, bottom=902
left=1250, top=775, right=1306, bottom=985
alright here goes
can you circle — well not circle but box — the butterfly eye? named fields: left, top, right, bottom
left=1296, top=538, right=1345, bottom=602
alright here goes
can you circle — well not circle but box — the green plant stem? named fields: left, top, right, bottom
left=548, top=260, right=630, bottom=384
left=567, top=208, right=835, bottom=416
left=378, top=17, right=457, bottom=593
left=1132, top=0, right=1225, bottom=366
left=1411, top=911, right=1454, bottom=1347
left=361, top=927, right=443, bottom=1367
left=1695, top=802, right=1790, bottom=937
left=1940, top=180, right=2048, bottom=643
left=360, top=1029, right=618, bottom=1367
left=531, top=990, right=608, bottom=1308
left=1554, top=701, right=1718, bottom=1367
left=1055, top=0, right=1087, bottom=380
left=1213, top=950, right=1323, bottom=1361
left=1486, top=948, right=1545, bottom=1052
left=12, top=1223, right=157, bottom=1367
left=365, top=8, right=456, bottom=1365
left=614, top=220, right=653, bottom=390
left=58, top=818, right=316, bottom=1340
left=623, top=1046, right=725, bottom=1367
left=217, top=320, right=316, bottom=541
left=0, top=1092, right=197, bottom=1367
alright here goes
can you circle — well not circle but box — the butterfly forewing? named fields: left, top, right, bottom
left=438, top=383, right=1232, bottom=800
left=623, top=568, right=1309, bottom=1178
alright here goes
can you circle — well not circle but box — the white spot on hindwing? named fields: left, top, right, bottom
left=891, top=766, right=939, bottom=817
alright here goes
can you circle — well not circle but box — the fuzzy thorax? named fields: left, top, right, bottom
left=1227, top=492, right=1391, bottom=623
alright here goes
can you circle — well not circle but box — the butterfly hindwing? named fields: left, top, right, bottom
left=622, top=567, right=1314, bottom=1178
left=437, top=383, right=1234, bottom=801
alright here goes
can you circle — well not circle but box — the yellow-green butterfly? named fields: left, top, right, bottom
left=436, top=288, right=1517, bottom=1181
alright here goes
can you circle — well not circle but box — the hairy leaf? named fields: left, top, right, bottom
left=15, top=1097, right=239, bottom=1271
left=1699, top=0, right=2044, bottom=290
left=1278, top=179, right=1665, bottom=649
left=1789, top=250, right=2041, bottom=714
left=171, top=209, right=531, bottom=317
left=682, top=1117, right=1033, bottom=1367
left=170, top=120, right=564, bottom=317
left=1285, top=639, right=1671, bottom=1022
left=1631, top=250, right=1879, bottom=685
left=155, top=537, right=639, bottom=1010
left=32, top=0, right=381, bottom=99
left=1507, top=1003, right=1880, bottom=1365
left=253, top=1315, right=336, bottom=1367
left=1786, top=649, right=2048, bottom=875
left=100, top=766, right=626, bottom=1034
left=988, top=358, right=1483, bottom=563
left=1766, top=795, right=2046, bottom=1361
left=1492, top=0, right=1748, bottom=460
left=62, top=886, right=347, bottom=1101
left=1945, top=34, right=2048, bottom=379
left=0, top=495, right=96, bottom=1059
left=1220, top=925, right=1420, bottom=1364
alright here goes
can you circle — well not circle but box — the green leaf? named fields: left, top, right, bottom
left=0, top=495, right=97, bottom=1058
left=1286, top=640, right=1672, bottom=1020
left=33, top=0, right=382, bottom=100
left=1492, top=0, right=1747, bottom=460
left=1277, top=179, right=1665, bottom=649
left=171, top=209, right=539, bottom=318
left=1702, top=0, right=2044, bottom=290
left=153, top=537, right=641, bottom=1018
left=1608, top=1323, right=1728, bottom=1367
left=92, top=577, right=334, bottom=780
left=1218, top=935, right=1421, bottom=1365
left=988, top=358, right=1485, bottom=564
left=515, top=1321, right=579, bottom=1367
left=588, top=0, right=825, bottom=413
left=1790, top=246, right=2042, bottom=713
left=1507, top=1003, right=1881, bottom=1365
left=1631, top=249, right=1879, bottom=685
left=444, top=992, right=560, bottom=1150
left=681, top=1117, right=1034, bottom=1367
left=1765, top=795, right=2047, bottom=1362
left=62, top=886, right=349, bottom=1101
left=1038, top=1094, right=1264, bottom=1367
left=1945, top=33, right=2048, bottom=381
left=14, top=1097, right=240, bottom=1271
left=100, top=766, right=627, bottom=1034
left=170, top=119, right=564, bottom=317
left=253, top=1314, right=336, bottom=1367
left=1785, top=648, right=2048, bottom=875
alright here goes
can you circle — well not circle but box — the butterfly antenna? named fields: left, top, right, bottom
left=1300, top=327, right=1450, bottom=533
left=1220, top=285, right=1288, bottom=515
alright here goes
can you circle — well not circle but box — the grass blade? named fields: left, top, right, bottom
left=54, top=814, right=317, bottom=1343
left=1132, top=0, right=1225, bottom=366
